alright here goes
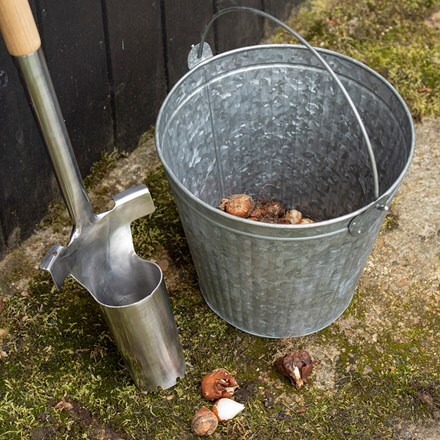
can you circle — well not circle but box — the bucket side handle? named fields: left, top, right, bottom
left=193, top=6, right=380, bottom=200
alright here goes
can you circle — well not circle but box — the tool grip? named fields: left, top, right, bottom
left=0, top=0, right=41, bottom=56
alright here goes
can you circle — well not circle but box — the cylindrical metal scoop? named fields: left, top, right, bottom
left=0, top=0, right=185, bottom=390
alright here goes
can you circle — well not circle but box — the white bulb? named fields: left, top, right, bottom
left=213, top=398, right=245, bottom=421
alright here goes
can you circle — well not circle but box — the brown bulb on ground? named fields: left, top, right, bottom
left=191, top=406, right=218, bottom=436
left=201, top=368, right=239, bottom=401
left=274, top=350, right=316, bottom=389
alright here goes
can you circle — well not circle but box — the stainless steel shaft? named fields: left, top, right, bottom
left=16, top=50, right=94, bottom=229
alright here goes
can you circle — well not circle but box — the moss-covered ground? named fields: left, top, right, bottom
left=1, top=1, right=439, bottom=438
left=270, top=0, right=439, bottom=121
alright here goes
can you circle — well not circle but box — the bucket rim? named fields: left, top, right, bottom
left=156, top=43, right=415, bottom=230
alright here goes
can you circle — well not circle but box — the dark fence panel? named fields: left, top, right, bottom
left=215, top=0, right=264, bottom=53
left=0, top=0, right=300, bottom=258
left=0, top=0, right=55, bottom=251
left=104, top=0, right=167, bottom=149
left=37, top=0, right=114, bottom=176
left=163, top=0, right=215, bottom=87
left=0, top=35, right=54, bottom=250
left=0, top=225, right=5, bottom=252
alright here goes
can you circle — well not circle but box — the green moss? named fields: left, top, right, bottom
left=1, top=158, right=437, bottom=439
left=1, top=200, right=438, bottom=438
left=383, top=209, right=400, bottom=231
left=131, top=164, right=192, bottom=266
left=83, top=149, right=126, bottom=191
left=0, top=249, right=35, bottom=296
left=38, top=148, right=125, bottom=232
left=270, top=0, right=440, bottom=120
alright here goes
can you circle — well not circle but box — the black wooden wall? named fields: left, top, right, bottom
left=0, top=0, right=300, bottom=257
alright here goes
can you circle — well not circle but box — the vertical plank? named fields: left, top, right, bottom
left=214, top=0, right=264, bottom=53
left=0, top=32, right=56, bottom=256
left=104, top=0, right=167, bottom=150
left=163, top=0, right=215, bottom=87
left=0, top=224, right=6, bottom=259
left=0, top=0, right=113, bottom=256
left=37, top=0, right=114, bottom=176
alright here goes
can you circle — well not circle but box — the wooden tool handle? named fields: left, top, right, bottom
left=0, top=0, right=41, bottom=56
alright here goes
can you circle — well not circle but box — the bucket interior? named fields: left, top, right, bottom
left=157, top=46, right=413, bottom=220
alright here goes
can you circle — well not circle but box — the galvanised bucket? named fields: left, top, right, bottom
left=155, top=8, right=415, bottom=338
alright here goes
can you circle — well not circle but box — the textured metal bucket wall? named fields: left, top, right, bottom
left=156, top=45, right=414, bottom=337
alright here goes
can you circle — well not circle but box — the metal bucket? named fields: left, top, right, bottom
left=155, top=8, right=415, bottom=338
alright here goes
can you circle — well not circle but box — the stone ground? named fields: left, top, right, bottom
left=341, top=118, right=440, bottom=438
left=0, top=117, right=438, bottom=438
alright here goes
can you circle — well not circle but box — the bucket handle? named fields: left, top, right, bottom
left=196, top=6, right=380, bottom=200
